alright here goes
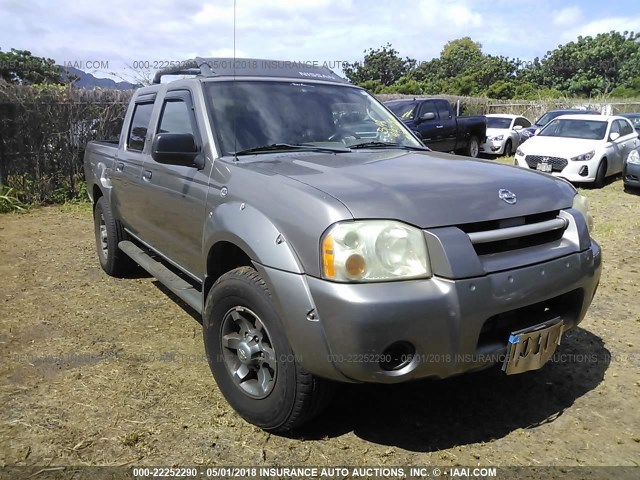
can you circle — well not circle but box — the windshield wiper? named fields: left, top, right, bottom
left=349, top=141, right=430, bottom=151
left=233, top=143, right=351, bottom=156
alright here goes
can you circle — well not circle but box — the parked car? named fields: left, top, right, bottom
left=384, top=98, right=487, bottom=157
left=515, top=114, right=639, bottom=187
left=520, top=109, right=600, bottom=142
left=84, top=58, right=601, bottom=432
left=480, top=114, right=531, bottom=156
left=623, top=147, right=640, bottom=189
left=621, top=113, right=640, bottom=133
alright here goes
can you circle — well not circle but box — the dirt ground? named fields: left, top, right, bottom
left=1, top=177, right=639, bottom=470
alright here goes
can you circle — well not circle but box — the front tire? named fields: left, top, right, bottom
left=594, top=159, right=607, bottom=188
left=203, top=267, right=334, bottom=432
left=93, top=196, right=136, bottom=277
left=503, top=139, right=512, bottom=157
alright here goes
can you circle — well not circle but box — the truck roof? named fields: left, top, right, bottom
left=152, top=57, right=348, bottom=85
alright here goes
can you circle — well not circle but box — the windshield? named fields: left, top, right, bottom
left=534, top=112, right=564, bottom=126
left=487, top=117, right=512, bottom=129
left=386, top=101, right=419, bottom=121
left=204, top=81, right=422, bottom=156
left=538, top=119, right=608, bottom=140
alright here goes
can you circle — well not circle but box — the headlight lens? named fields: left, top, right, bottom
left=627, top=149, right=640, bottom=165
left=572, top=194, right=593, bottom=232
left=321, top=220, right=430, bottom=282
left=571, top=150, right=595, bottom=162
left=515, top=147, right=524, bottom=156
left=492, top=135, right=504, bottom=141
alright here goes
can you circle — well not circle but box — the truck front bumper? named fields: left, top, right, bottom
left=263, top=241, right=601, bottom=384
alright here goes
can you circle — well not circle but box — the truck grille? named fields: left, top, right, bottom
left=458, top=210, right=568, bottom=256
left=525, top=155, right=568, bottom=172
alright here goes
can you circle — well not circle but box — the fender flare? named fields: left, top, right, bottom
left=203, top=202, right=304, bottom=274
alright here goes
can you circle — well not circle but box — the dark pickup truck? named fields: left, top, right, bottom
left=385, top=98, right=487, bottom=157
left=84, top=58, right=601, bottom=433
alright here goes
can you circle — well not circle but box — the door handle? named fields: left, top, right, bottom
left=115, top=162, right=124, bottom=172
left=436, top=125, right=444, bottom=129
left=142, top=170, right=152, bottom=181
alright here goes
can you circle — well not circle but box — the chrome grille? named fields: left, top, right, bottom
left=525, top=155, right=568, bottom=172
left=458, top=211, right=568, bottom=255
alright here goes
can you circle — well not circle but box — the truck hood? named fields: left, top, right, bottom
left=519, top=136, right=602, bottom=158
left=247, top=150, right=576, bottom=228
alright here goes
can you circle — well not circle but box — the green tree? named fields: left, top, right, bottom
left=528, top=31, right=640, bottom=96
left=343, top=43, right=416, bottom=86
left=0, top=48, right=64, bottom=84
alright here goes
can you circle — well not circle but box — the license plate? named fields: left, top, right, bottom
left=536, top=162, right=553, bottom=173
left=502, top=318, right=564, bottom=375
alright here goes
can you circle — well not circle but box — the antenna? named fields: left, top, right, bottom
left=233, top=0, right=238, bottom=160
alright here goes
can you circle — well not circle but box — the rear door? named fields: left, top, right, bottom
left=110, top=96, right=156, bottom=233
left=139, top=89, right=210, bottom=279
left=617, top=119, right=639, bottom=169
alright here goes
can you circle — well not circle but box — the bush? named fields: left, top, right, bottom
left=0, top=82, right=131, bottom=206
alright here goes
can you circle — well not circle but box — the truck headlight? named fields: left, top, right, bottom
left=627, top=149, right=640, bottom=165
left=321, top=220, right=431, bottom=282
left=572, top=194, right=593, bottom=232
left=571, top=150, right=595, bottom=162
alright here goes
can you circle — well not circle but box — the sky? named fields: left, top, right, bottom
left=0, top=0, right=639, bottom=82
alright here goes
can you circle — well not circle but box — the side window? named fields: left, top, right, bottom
left=436, top=100, right=452, bottom=119
left=618, top=119, right=634, bottom=137
left=609, top=120, right=620, bottom=138
left=515, top=117, right=531, bottom=128
left=127, top=102, right=154, bottom=152
left=158, top=99, right=195, bottom=135
left=419, top=101, right=438, bottom=119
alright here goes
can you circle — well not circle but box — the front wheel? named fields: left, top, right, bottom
left=465, top=136, right=480, bottom=158
left=503, top=139, right=512, bottom=157
left=203, top=267, right=334, bottom=432
left=594, top=159, right=607, bottom=188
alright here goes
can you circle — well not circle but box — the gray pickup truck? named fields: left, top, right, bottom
left=84, top=58, right=602, bottom=432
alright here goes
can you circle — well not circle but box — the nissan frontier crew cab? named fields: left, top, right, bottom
left=84, top=58, right=602, bottom=432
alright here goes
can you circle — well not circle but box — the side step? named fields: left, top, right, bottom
left=119, top=240, right=202, bottom=314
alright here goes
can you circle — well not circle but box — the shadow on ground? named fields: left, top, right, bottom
left=297, top=327, right=609, bottom=452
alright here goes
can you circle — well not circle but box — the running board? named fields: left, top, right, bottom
left=118, top=240, right=202, bottom=314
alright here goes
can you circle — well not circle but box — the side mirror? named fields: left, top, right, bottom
left=513, top=125, right=523, bottom=131
left=419, top=112, right=436, bottom=122
left=152, top=133, right=202, bottom=168
left=609, top=132, right=620, bottom=142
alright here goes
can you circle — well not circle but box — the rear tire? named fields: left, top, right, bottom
left=93, top=196, right=136, bottom=277
left=203, top=266, right=335, bottom=433
left=594, top=159, right=607, bottom=188
left=465, top=136, right=480, bottom=158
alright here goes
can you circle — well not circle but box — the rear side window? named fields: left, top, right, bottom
left=158, top=100, right=195, bottom=135
left=127, top=102, right=154, bottom=151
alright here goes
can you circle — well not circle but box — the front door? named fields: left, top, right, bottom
left=139, top=90, right=210, bottom=279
